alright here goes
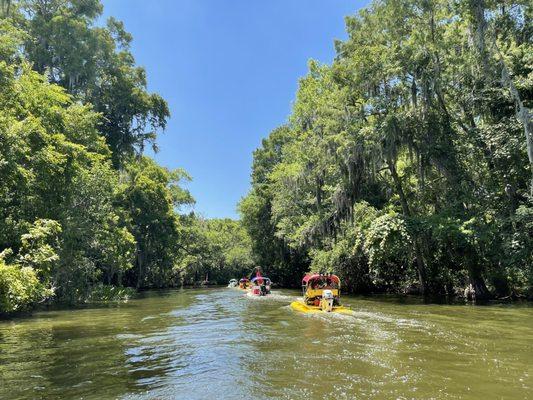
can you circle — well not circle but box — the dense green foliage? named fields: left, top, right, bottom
left=177, top=218, right=255, bottom=285
left=240, top=0, right=532, bottom=299
left=1, top=0, right=531, bottom=315
left=0, top=1, right=253, bottom=315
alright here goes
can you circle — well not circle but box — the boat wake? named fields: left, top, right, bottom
left=245, top=291, right=298, bottom=302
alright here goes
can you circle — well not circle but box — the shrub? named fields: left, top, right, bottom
left=0, top=260, right=51, bottom=314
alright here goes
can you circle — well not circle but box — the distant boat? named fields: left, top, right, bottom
left=249, top=276, right=272, bottom=296
left=238, top=278, right=250, bottom=289
left=227, top=279, right=238, bottom=288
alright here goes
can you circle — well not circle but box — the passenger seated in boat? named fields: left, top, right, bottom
left=292, top=273, right=348, bottom=313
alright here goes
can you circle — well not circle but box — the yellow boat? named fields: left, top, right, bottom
left=290, top=273, right=351, bottom=314
left=238, top=278, right=251, bottom=290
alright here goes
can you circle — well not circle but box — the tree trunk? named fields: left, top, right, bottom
left=388, top=155, right=411, bottom=216
left=466, top=252, right=492, bottom=301
left=387, top=155, right=428, bottom=294
left=467, top=275, right=491, bottom=301
left=1, top=0, right=11, bottom=17
left=499, top=59, right=533, bottom=195
left=135, top=240, right=143, bottom=289
left=469, top=0, right=489, bottom=72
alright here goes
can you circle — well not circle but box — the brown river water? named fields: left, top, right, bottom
left=0, top=288, right=531, bottom=399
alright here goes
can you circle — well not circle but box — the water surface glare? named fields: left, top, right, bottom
left=0, top=288, right=531, bottom=399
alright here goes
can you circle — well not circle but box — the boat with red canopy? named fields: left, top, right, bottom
left=290, top=273, right=350, bottom=313
left=249, top=276, right=272, bottom=296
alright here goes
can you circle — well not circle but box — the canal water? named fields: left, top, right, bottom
left=0, top=288, right=531, bottom=399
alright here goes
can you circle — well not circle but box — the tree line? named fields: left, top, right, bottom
left=239, top=0, right=532, bottom=300
left=1, top=0, right=531, bottom=315
left=0, top=0, right=253, bottom=315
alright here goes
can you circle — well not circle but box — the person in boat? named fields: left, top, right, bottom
left=260, top=281, right=267, bottom=295
left=249, top=266, right=263, bottom=281
left=303, top=274, right=340, bottom=305
left=249, top=276, right=271, bottom=295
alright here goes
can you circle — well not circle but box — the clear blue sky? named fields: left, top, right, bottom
left=101, top=0, right=367, bottom=219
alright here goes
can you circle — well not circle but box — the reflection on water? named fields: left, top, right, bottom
left=0, top=288, right=531, bottom=399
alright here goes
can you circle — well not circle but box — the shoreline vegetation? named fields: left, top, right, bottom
left=238, top=0, right=532, bottom=302
left=0, top=0, right=532, bottom=317
left=0, top=0, right=254, bottom=316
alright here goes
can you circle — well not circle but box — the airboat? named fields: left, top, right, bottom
left=238, top=278, right=251, bottom=289
left=290, top=273, right=350, bottom=314
left=249, top=276, right=272, bottom=296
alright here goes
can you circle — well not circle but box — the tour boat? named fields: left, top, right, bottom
left=227, top=279, right=238, bottom=288
left=290, top=273, right=350, bottom=314
left=238, top=278, right=251, bottom=289
left=249, top=276, right=272, bottom=296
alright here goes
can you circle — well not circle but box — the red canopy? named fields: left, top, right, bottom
left=302, top=273, right=340, bottom=285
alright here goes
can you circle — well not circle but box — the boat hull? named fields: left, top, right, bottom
left=290, top=301, right=351, bottom=314
left=250, top=286, right=271, bottom=296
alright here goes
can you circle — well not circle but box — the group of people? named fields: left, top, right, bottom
left=310, top=277, right=338, bottom=290
left=241, top=267, right=271, bottom=296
